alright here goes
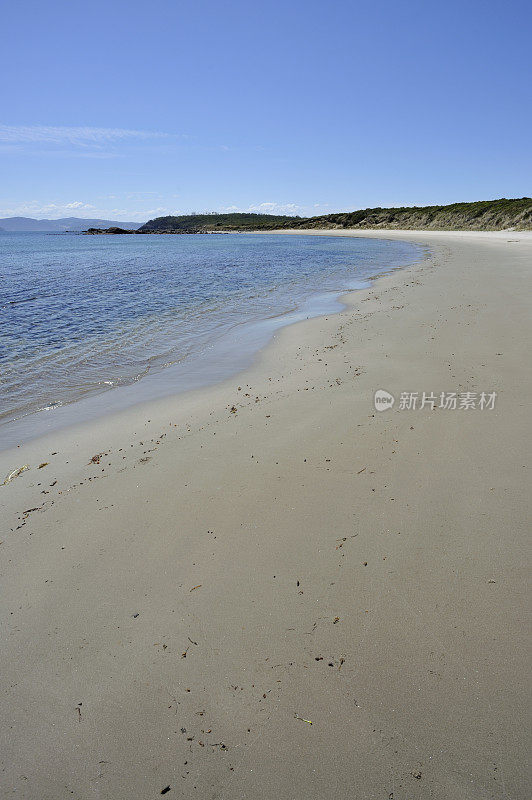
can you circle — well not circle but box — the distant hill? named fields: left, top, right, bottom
left=137, top=199, right=532, bottom=234
left=0, top=216, right=144, bottom=232
left=138, top=212, right=301, bottom=234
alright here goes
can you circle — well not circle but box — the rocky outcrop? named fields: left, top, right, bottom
left=84, top=227, right=135, bottom=235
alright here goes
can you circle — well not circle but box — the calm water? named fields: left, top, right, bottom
left=0, top=232, right=423, bottom=437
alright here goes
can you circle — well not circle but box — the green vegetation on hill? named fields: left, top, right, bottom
left=138, top=212, right=301, bottom=233
left=291, top=198, right=532, bottom=231
left=136, top=199, right=532, bottom=234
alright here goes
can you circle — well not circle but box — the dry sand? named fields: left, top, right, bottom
left=0, top=230, right=530, bottom=799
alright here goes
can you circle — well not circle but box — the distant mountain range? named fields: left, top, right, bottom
left=0, top=216, right=144, bottom=232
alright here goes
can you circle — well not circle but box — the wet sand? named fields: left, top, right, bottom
left=0, top=230, right=530, bottom=799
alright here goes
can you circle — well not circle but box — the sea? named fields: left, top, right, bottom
left=0, top=232, right=424, bottom=448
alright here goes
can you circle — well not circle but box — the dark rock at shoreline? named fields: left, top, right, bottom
left=84, top=227, right=136, bottom=235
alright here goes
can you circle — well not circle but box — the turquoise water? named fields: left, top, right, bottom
left=0, top=232, right=423, bottom=437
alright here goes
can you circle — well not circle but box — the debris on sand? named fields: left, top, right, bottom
left=2, top=465, right=30, bottom=485
left=160, top=786, right=171, bottom=794
left=294, top=714, right=312, bottom=725
left=190, top=585, right=202, bottom=592
left=38, top=462, right=49, bottom=469
left=23, top=506, right=42, bottom=516
left=89, top=453, right=103, bottom=465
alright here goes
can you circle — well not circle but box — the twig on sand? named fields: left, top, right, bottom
left=2, top=465, right=29, bottom=485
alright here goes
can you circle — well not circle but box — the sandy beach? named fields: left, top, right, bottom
left=0, top=229, right=530, bottom=799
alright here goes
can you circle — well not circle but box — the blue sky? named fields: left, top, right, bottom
left=1, top=0, right=530, bottom=222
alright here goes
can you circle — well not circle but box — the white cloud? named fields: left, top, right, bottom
left=0, top=124, right=169, bottom=147
left=64, top=201, right=95, bottom=210
left=251, top=202, right=301, bottom=214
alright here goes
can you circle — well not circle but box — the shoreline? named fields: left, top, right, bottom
left=0, top=232, right=427, bottom=452
left=1, top=229, right=530, bottom=799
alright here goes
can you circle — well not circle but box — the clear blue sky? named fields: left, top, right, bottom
left=1, top=0, right=530, bottom=221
